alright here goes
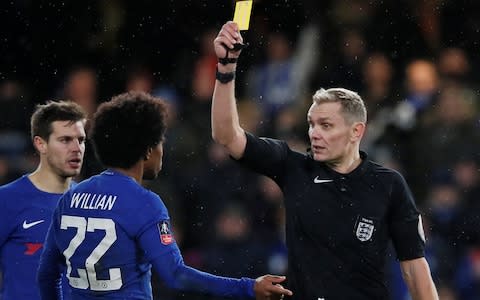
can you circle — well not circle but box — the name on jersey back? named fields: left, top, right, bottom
left=70, top=192, right=117, bottom=210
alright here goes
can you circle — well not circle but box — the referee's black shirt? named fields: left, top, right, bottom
left=237, top=133, right=426, bottom=300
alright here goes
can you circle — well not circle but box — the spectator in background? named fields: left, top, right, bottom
left=324, top=28, right=367, bottom=93
left=190, top=28, right=219, bottom=103
left=246, top=24, right=320, bottom=134
left=454, top=245, right=480, bottom=300
left=424, top=181, right=463, bottom=284
left=410, top=85, right=480, bottom=200
left=246, top=30, right=297, bottom=122
left=237, top=99, right=264, bottom=135
left=0, top=80, right=33, bottom=158
left=253, top=176, right=289, bottom=279
left=0, top=80, right=34, bottom=184
left=125, top=64, right=155, bottom=94
left=453, top=157, right=480, bottom=247
left=358, top=52, right=401, bottom=169
left=166, top=28, right=219, bottom=177
left=391, top=59, right=439, bottom=132
left=181, top=201, right=287, bottom=300
left=201, top=203, right=271, bottom=286
left=436, top=284, right=458, bottom=300
left=452, top=158, right=480, bottom=205
left=360, top=52, right=397, bottom=119
left=386, top=59, right=440, bottom=195
left=0, top=100, right=87, bottom=300
left=438, top=48, right=472, bottom=88
left=181, top=141, right=259, bottom=250
left=61, top=65, right=103, bottom=180
left=62, top=66, right=98, bottom=118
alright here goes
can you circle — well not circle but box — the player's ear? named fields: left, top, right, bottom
left=33, top=136, right=48, bottom=154
left=144, top=147, right=153, bottom=160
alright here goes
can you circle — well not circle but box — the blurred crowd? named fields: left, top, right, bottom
left=1, top=0, right=480, bottom=299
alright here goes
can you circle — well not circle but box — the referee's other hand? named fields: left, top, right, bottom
left=254, top=275, right=293, bottom=300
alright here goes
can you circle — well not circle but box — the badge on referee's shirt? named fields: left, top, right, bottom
left=355, top=217, right=375, bottom=242
left=158, top=220, right=173, bottom=245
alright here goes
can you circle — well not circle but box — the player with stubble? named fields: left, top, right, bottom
left=211, top=21, right=439, bottom=300
left=0, top=101, right=87, bottom=300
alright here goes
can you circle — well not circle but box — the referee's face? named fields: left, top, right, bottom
left=307, top=102, right=356, bottom=163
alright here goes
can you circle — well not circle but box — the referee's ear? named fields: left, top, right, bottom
left=351, top=122, right=366, bottom=142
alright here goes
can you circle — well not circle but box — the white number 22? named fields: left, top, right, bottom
left=61, top=215, right=122, bottom=291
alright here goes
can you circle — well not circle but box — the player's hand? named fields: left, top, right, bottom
left=213, top=21, right=244, bottom=59
left=253, top=275, right=293, bottom=300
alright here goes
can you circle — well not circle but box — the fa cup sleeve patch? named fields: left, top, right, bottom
left=158, top=220, right=174, bottom=245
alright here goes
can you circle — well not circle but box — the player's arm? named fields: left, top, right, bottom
left=211, top=21, right=247, bottom=159
left=400, top=258, right=439, bottom=300
left=388, top=172, right=438, bottom=300
left=0, top=190, right=15, bottom=250
left=37, top=218, right=64, bottom=300
left=139, top=221, right=292, bottom=299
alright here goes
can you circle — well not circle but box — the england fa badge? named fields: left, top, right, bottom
left=355, top=217, right=375, bottom=242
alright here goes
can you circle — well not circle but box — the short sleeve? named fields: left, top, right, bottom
left=388, top=172, right=425, bottom=261
left=236, top=132, right=289, bottom=182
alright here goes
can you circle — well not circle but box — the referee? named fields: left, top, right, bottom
left=211, top=21, right=439, bottom=300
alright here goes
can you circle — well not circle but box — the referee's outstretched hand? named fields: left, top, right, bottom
left=254, top=275, right=293, bottom=300
left=213, top=21, right=244, bottom=59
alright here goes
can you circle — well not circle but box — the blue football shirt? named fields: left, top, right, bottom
left=0, top=175, right=72, bottom=300
left=37, top=170, right=254, bottom=300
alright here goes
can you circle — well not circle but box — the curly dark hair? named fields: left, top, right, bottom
left=31, top=100, right=87, bottom=141
left=90, top=91, right=168, bottom=169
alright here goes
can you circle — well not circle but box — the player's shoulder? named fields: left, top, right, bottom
left=124, top=180, right=161, bottom=204
left=0, top=175, right=31, bottom=197
left=247, top=132, right=289, bottom=150
left=74, top=171, right=164, bottom=208
left=368, top=160, right=398, bottom=175
left=248, top=132, right=306, bottom=159
left=366, top=160, right=406, bottom=186
left=115, top=183, right=167, bottom=220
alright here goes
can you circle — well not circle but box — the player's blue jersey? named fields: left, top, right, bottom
left=38, top=169, right=254, bottom=300
left=0, top=175, right=72, bottom=300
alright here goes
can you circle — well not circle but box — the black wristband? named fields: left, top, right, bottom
left=218, top=57, right=238, bottom=65
left=216, top=67, right=235, bottom=84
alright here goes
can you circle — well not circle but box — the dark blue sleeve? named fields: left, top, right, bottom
left=139, top=222, right=255, bottom=298
left=37, top=209, right=64, bottom=300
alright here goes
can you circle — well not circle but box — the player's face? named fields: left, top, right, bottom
left=43, top=120, right=86, bottom=178
left=143, top=141, right=164, bottom=180
left=307, top=102, right=356, bottom=163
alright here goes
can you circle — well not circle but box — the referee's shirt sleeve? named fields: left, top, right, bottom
left=235, top=132, right=289, bottom=181
left=388, top=172, right=426, bottom=261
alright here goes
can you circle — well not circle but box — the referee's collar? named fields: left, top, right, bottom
left=306, top=149, right=369, bottom=177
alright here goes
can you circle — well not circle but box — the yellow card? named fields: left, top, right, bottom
left=233, top=0, right=253, bottom=31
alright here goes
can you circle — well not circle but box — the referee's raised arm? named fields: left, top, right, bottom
left=211, top=21, right=247, bottom=160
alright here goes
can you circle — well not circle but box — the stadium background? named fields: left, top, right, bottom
left=1, top=0, right=480, bottom=299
